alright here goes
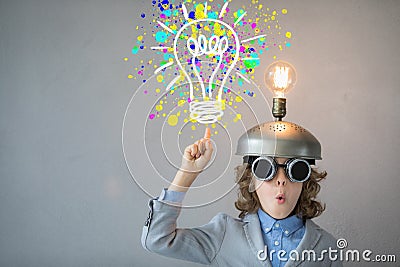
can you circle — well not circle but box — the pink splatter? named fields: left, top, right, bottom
left=149, top=114, right=155, bottom=119
left=160, top=14, right=166, bottom=19
left=144, top=90, right=148, bottom=94
left=240, top=46, right=246, bottom=52
left=220, top=63, right=225, bottom=69
left=187, top=98, right=191, bottom=103
left=251, top=23, right=257, bottom=29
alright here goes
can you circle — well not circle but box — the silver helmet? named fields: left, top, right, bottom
left=236, top=121, right=322, bottom=161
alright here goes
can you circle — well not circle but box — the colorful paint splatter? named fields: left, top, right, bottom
left=125, top=0, right=293, bottom=135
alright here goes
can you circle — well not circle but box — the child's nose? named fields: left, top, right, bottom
left=275, top=168, right=288, bottom=186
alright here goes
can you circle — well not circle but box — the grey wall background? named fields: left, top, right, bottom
left=1, top=0, right=399, bottom=266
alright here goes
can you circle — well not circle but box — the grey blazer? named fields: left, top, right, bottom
left=142, top=198, right=343, bottom=266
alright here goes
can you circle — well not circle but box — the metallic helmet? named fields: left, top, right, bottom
left=236, top=121, right=322, bottom=161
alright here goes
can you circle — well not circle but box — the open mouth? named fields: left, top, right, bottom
left=276, top=194, right=286, bottom=203
left=276, top=194, right=285, bottom=200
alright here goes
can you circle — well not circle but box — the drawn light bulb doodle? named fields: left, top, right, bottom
left=174, top=18, right=240, bottom=124
left=148, top=1, right=276, bottom=125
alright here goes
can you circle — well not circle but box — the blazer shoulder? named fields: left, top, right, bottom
left=211, top=212, right=243, bottom=224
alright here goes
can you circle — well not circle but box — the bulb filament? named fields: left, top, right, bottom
left=273, top=66, right=289, bottom=90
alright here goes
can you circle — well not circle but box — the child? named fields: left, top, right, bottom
left=142, top=123, right=342, bottom=267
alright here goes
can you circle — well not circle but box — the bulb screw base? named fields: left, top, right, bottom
left=272, top=98, right=287, bottom=121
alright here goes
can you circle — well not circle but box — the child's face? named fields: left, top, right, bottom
left=255, top=157, right=303, bottom=219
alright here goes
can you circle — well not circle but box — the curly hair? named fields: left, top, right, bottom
left=234, top=163, right=326, bottom=220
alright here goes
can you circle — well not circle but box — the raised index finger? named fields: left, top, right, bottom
left=204, top=127, right=211, bottom=139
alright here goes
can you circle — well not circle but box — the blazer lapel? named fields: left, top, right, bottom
left=243, top=213, right=272, bottom=267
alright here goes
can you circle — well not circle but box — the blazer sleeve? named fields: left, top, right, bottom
left=141, top=198, right=227, bottom=265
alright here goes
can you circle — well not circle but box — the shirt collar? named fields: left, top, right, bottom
left=257, top=208, right=304, bottom=236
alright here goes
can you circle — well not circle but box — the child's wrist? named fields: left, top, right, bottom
left=168, top=170, right=199, bottom=192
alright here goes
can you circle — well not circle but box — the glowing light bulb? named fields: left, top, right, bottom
left=264, top=60, right=297, bottom=98
left=264, top=61, right=297, bottom=120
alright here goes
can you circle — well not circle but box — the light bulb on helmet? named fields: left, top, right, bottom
left=264, top=61, right=297, bottom=120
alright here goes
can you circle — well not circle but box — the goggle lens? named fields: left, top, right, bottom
left=253, top=158, right=274, bottom=180
left=290, top=160, right=310, bottom=182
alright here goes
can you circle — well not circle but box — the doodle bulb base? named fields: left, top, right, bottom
left=189, top=100, right=224, bottom=124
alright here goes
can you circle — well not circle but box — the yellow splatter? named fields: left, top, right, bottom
left=286, top=32, right=292, bottom=38
left=127, top=74, right=133, bottom=79
left=156, top=88, right=160, bottom=93
left=211, top=123, right=216, bottom=129
left=191, top=125, right=196, bottom=131
left=214, top=23, right=226, bottom=36
left=282, top=9, right=288, bottom=14
left=137, top=35, right=143, bottom=41
left=156, top=105, right=163, bottom=111
left=235, top=96, right=243, bottom=103
left=168, top=115, right=178, bottom=126
left=123, top=57, right=129, bottom=61
left=170, top=24, right=177, bottom=31
left=195, top=4, right=206, bottom=19
left=157, top=75, right=164, bottom=82
left=233, top=113, right=242, bottom=123
left=178, top=100, right=186, bottom=106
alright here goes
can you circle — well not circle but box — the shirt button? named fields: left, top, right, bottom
left=265, top=227, right=270, bottom=231
left=274, top=241, right=279, bottom=246
left=275, top=223, right=280, bottom=228
left=285, top=230, right=289, bottom=235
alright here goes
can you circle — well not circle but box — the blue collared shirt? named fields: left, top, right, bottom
left=160, top=189, right=305, bottom=267
left=257, top=208, right=305, bottom=267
